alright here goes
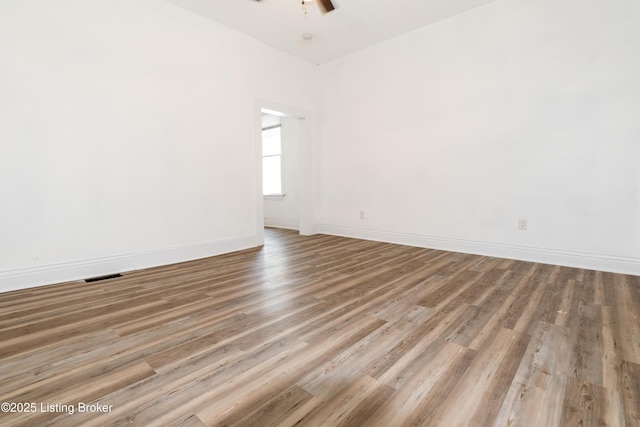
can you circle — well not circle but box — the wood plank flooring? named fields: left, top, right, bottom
left=0, top=228, right=639, bottom=426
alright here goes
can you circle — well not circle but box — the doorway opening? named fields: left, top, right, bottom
left=254, top=100, right=314, bottom=247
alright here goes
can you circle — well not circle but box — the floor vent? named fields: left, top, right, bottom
left=85, top=273, right=122, bottom=283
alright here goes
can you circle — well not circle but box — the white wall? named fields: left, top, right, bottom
left=1, top=0, right=638, bottom=293
left=263, top=115, right=301, bottom=230
left=0, top=0, right=318, bottom=291
left=319, top=0, right=640, bottom=274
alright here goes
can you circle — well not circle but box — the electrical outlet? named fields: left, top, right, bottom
left=518, top=218, right=527, bottom=230
left=360, top=211, right=365, bottom=220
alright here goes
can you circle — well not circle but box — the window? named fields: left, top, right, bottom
left=262, top=124, right=283, bottom=195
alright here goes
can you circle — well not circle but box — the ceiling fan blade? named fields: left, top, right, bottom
left=317, top=0, right=335, bottom=13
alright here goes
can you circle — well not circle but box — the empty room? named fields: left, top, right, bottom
left=0, top=0, right=638, bottom=425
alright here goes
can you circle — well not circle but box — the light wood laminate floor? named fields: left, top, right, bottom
left=0, top=228, right=639, bottom=426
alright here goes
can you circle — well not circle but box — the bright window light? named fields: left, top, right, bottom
left=262, top=126, right=282, bottom=195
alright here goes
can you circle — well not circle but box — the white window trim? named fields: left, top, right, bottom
left=264, top=193, right=286, bottom=200
left=262, top=124, right=285, bottom=197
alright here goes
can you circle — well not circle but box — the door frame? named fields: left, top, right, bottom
left=254, top=99, right=315, bottom=246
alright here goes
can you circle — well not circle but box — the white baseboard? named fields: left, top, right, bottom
left=264, top=218, right=299, bottom=230
left=0, top=256, right=136, bottom=294
left=3, top=227, right=636, bottom=294
left=133, top=235, right=256, bottom=270
left=0, top=235, right=257, bottom=294
left=318, top=224, right=640, bottom=277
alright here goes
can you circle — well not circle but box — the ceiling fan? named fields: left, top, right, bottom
left=309, top=0, right=336, bottom=13
left=253, top=0, right=336, bottom=14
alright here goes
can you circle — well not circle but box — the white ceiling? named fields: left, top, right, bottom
left=166, top=0, right=497, bottom=64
